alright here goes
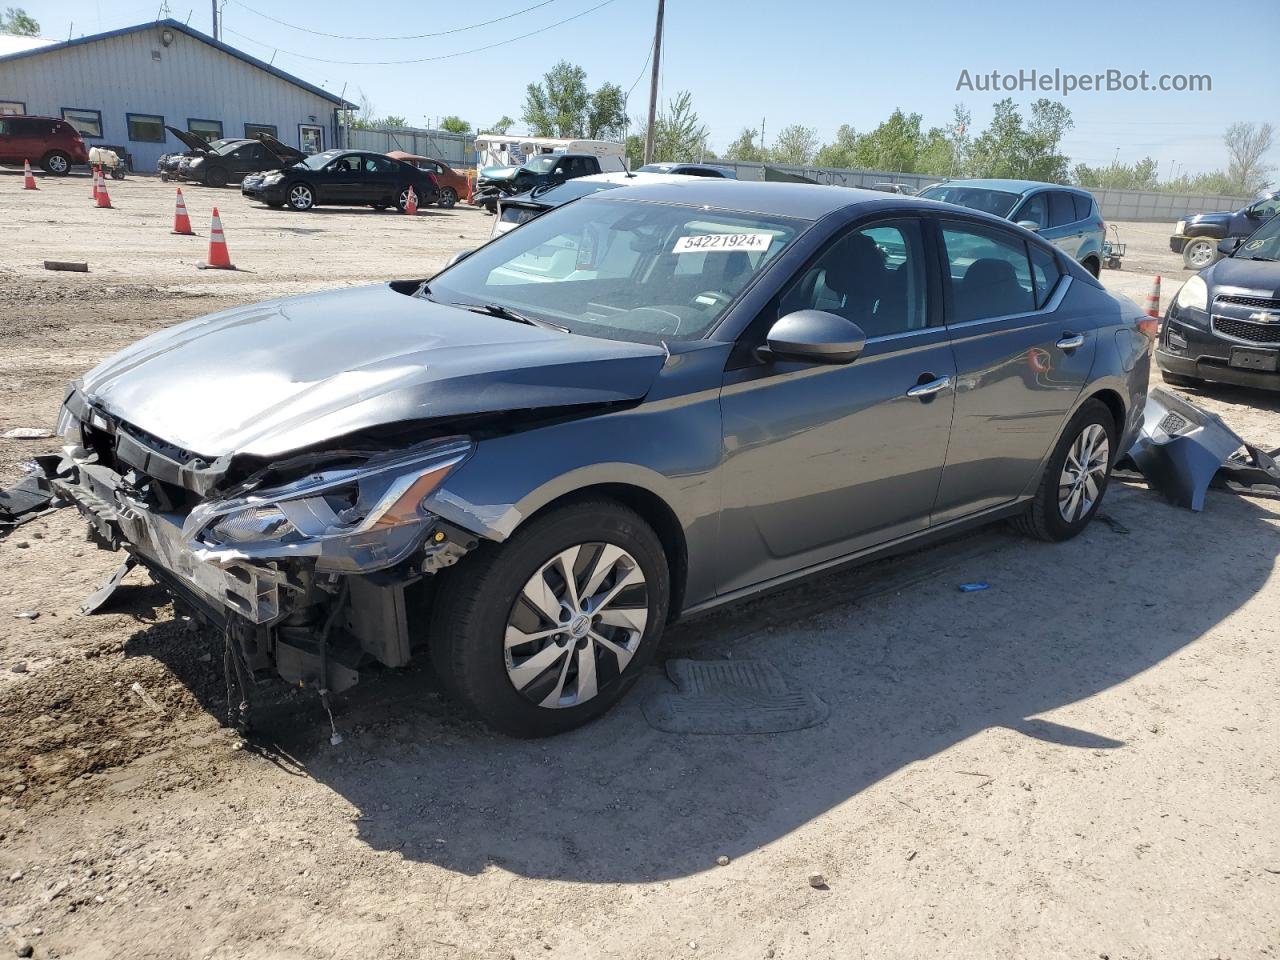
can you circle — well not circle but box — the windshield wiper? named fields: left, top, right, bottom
left=1243, top=256, right=1277, bottom=261
left=454, top=302, right=568, bottom=332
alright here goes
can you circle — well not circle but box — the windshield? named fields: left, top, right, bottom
left=919, top=185, right=1020, bottom=217
left=211, top=140, right=250, bottom=156
left=521, top=155, right=559, bottom=173
left=300, top=149, right=342, bottom=171
left=428, top=197, right=804, bottom=344
left=1237, top=214, right=1280, bottom=261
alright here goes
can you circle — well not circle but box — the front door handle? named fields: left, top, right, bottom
left=1056, top=333, right=1085, bottom=351
left=906, top=375, right=952, bottom=399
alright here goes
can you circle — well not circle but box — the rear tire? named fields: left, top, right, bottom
left=1012, top=398, right=1117, bottom=543
left=41, top=150, right=71, bottom=175
left=438, top=187, right=458, bottom=209
left=1082, top=256, right=1100, bottom=279
left=428, top=499, right=670, bottom=737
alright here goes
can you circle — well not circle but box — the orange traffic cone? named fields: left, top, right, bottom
left=172, top=188, right=194, bottom=235
left=404, top=186, right=418, bottom=216
left=22, top=159, right=37, bottom=190
left=1143, top=276, right=1162, bottom=318
left=95, top=172, right=113, bottom=208
left=197, top=207, right=234, bottom=270
left=91, top=166, right=100, bottom=201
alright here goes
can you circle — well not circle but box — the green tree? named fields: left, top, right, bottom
left=522, top=60, right=590, bottom=138
left=814, top=124, right=857, bottom=168
left=624, top=132, right=645, bottom=169
left=852, top=109, right=924, bottom=172
left=968, top=98, right=1073, bottom=182
left=587, top=82, right=627, bottom=141
left=439, top=116, right=471, bottom=135
left=723, top=127, right=767, bottom=163
left=1072, top=156, right=1160, bottom=190
left=648, top=91, right=709, bottom=163
left=0, top=6, right=38, bottom=35
left=377, top=115, right=408, bottom=129
left=483, top=116, right=516, bottom=135
left=1224, top=121, right=1274, bottom=194
left=771, top=124, right=819, bottom=165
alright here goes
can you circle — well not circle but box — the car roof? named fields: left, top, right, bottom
left=930, top=178, right=1088, bottom=196
left=586, top=179, right=934, bottom=221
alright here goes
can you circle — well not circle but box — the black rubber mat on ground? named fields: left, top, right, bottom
left=641, top=658, right=829, bottom=735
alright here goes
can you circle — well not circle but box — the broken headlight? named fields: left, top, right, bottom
left=183, top=438, right=473, bottom=573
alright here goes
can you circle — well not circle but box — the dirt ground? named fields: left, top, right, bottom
left=1, top=171, right=1278, bottom=960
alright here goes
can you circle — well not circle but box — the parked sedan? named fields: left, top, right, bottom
left=635, top=162, right=737, bottom=178
left=49, top=182, right=1148, bottom=737
left=241, top=148, right=439, bottom=211
left=1158, top=212, right=1280, bottom=391
left=387, top=151, right=468, bottom=208
left=918, top=179, right=1106, bottom=276
left=490, top=171, right=690, bottom=238
left=159, top=127, right=245, bottom=181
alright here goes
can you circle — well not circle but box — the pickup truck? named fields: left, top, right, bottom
left=1171, top=190, right=1280, bottom=270
left=473, top=153, right=612, bottom=213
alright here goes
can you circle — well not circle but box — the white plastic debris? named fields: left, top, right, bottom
left=130, top=682, right=165, bottom=715
left=3, top=428, right=53, bottom=440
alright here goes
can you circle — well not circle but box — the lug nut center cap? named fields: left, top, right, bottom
left=569, top=614, right=591, bottom=639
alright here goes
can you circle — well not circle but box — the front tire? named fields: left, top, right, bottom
left=437, top=187, right=458, bottom=209
left=429, top=500, right=670, bottom=737
left=1013, top=399, right=1117, bottom=542
left=205, top=166, right=229, bottom=188
left=287, top=182, right=314, bottom=210
left=1182, top=238, right=1219, bottom=270
left=1082, top=256, right=1100, bottom=279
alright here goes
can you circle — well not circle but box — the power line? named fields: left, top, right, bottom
left=225, top=0, right=561, bottom=42
left=221, top=0, right=618, bottom=65
left=626, top=33, right=655, bottom=100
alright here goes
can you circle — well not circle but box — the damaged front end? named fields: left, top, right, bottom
left=50, top=386, right=485, bottom=702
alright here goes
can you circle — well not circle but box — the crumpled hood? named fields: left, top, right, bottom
left=479, top=165, right=519, bottom=182
left=1186, top=212, right=1230, bottom=227
left=78, top=284, right=666, bottom=460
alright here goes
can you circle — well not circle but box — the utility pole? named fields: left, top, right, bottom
left=642, top=0, right=664, bottom=165
left=211, top=0, right=218, bottom=39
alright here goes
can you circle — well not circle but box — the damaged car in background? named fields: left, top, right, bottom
left=39, top=181, right=1151, bottom=737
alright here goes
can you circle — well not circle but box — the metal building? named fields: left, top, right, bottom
left=0, top=18, right=352, bottom=172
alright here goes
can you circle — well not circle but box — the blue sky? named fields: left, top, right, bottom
left=27, top=0, right=1280, bottom=176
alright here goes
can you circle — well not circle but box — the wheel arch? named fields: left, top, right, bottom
left=513, top=482, right=689, bottom=621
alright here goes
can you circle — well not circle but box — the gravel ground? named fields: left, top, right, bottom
left=1, top=171, right=1277, bottom=960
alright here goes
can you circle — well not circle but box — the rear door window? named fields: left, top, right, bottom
left=1049, top=191, right=1078, bottom=228
left=1072, top=193, right=1093, bottom=221
left=1030, top=244, right=1064, bottom=308
left=941, top=221, right=1035, bottom=323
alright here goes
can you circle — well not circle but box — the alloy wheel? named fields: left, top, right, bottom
left=47, top=154, right=68, bottom=174
left=289, top=185, right=313, bottom=210
left=1058, top=423, right=1110, bottom=523
left=504, top=543, right=648, bottom=709
left=1187, top=240, right=1215, bottom=268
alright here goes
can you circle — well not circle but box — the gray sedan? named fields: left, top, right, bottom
left=52, top=181, right=1150, bottom=736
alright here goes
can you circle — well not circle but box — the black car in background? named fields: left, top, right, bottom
left=157, top=127, right=242, bottom=181
left=635, top=162, right=737, bottom=178
left=1158, top=212, right=1280, bottom=391
left=180, top=137, right=301, bottom=187
left=242, top=147, right=440, bottom=211
left=1169, top=191, right=1280, bottom=271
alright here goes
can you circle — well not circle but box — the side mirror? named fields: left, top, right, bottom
left=1244, top=207, right=1261, bottom=218
left=445, top=248, right=476, bottom=267
left=1217, top=237, right=1242, bottom=256
left=1016, top=220, right=1042, bottom=232
left=763, top=310, right=866, bottom=365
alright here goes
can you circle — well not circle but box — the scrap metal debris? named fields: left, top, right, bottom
left=0, top=457, right=65, bottom=533
left=1124, top=387, right=1280, bottom=511
left=79, top=556, right=138, bottom=615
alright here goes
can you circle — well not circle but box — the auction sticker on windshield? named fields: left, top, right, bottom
left=673, top=233, right=774, bottom=253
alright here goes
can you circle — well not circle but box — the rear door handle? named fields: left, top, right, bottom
left=906, top=375, right=952, bottom=398
left=1056, top=334, right=1085, bottom=351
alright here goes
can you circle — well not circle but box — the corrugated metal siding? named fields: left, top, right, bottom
left=0, top=25, right=341, bottom=170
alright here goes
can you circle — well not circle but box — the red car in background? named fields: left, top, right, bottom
left=0, top=115, right=90, bottom=174
left=386, top=151, right=469, bottom=208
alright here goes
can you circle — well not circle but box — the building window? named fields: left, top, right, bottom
left=126, top=113, right=166, bottom=143
left=244, top=122, right=278, bottom=141
left=299, top=123, right=324, bottom=154
left=61, top=108, right=103, bottom=138
left=0, top=100, right=24, bottom=116
left=187, top=118, right=223, bottom=142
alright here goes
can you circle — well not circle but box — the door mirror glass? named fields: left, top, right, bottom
left=765, top=310, right=866, bottom=364
left=1016, top=220, right=1041, bottom=232
left=1217, top=236, right=1242, bottom=256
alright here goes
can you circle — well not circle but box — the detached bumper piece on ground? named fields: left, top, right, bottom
left=1122, top=387, right=1280, bottom=511
left=0, top=456, right=64, bottom=532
